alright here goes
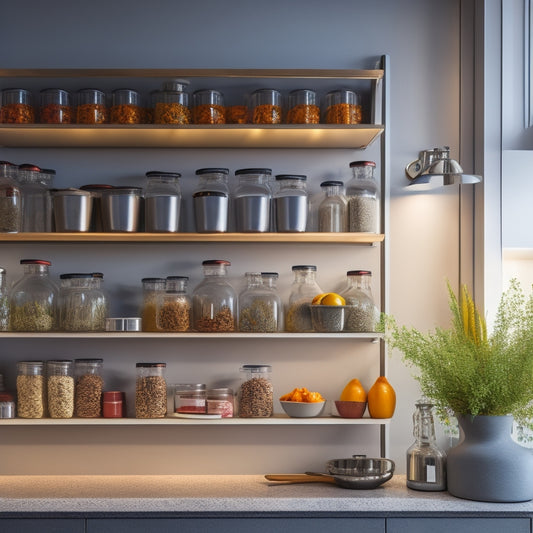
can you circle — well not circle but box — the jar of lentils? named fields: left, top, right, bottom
left=238, top=364, right=273, bottom=418
left=16, top=361, right=45, bottom=418
left=135, top=362, right=167, bottom=418
left=74, top=358, right=104, bottom=417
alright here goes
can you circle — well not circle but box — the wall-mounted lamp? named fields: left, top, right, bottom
left=405, top=146, right=482, bottom=190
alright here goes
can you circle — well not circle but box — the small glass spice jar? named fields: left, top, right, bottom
left=238, top=364, right=273, bottom=418
left=46, top=360, right=74, bottom=419
left=144, top=170, right=182, bottom=233
left=0, top=160, right=22, bottom=233
left=346, top=160, right=379, bottom=233
left=76, top=88, right=108, bottom=124
left=174, top=383, right=206, bottom=414
left=239, top=272, right=281, bottom=333
left=340, top=270, right=378, bottom=332
left=110, top=88, right=142, bottom=124
left=16, top=361, right=45, bottom=419
left=273, top=174, right=309, bottom=232
left=192, top=89, right=225, bottom=124
left=287, top=89, right=320, bottom=124
left=74, top=358, right=104, bottom=418
left=154, top=79, right=191, bottom=125
left=103, top=391, right=125, bottom=418
left=141, top=277, right=166, bottom=332
left=285, top=265, right=323, bottom=332
left=1, top=88, right=34, bottom=123
left=192, top=259, right=236, bottom=332
left=324, top=89, right=363, bottom=124
left=9, top=259, right=58, bottom=332
left=39, top=88, right=72, bottom=124
left=207, top=387, right=234, bottom=418
left=318, top=180, right=348, bottom=232
left=250, top=89, right=282, bottom=124
left=135, top=362, right=167, bottom=418
left=157, top=276, right=191, bottom=332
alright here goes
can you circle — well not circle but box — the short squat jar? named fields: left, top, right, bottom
left=135, top=362, right=167, bottom=418
left=273, top=174, right=308, bottom=232
left=39, top=88, right=72, bottom=124
left=76, top=88, right=108, bottom=124
left=16, top=361, right=45, bottom=418
left=110, top=89, right=142, bottom=124
left=324, top=89, right=362, bottom=124
left=156, top=276, right=191, bottom=332
left=1, top=88, right=34, bottom=123
left=250, top=89, right=282, bottom=124
left=238, top=364, right=273, bottom=418
left=46, top=360, right=74, bottom=419
left=174, top=383, right=206, bottom=414
left=144, top=171, right=182, bottom=232
left=287, top=89, right=320, bottom=124
left=74, top=358, right=104, bottom=418
left=207, top=388, right=234, bottom=417
left=192, top=89, right=225, bottom=124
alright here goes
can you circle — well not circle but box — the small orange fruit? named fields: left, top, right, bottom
left=339, top=378, right=367, bottom=402
left=312, top=293, right=328, bottom=305
left=319, top=293, right=346, bottom=306
left=367, top=376, right=396, bottom=418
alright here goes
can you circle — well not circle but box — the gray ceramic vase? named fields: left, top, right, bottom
left=447, top=414, right=533, bottom=502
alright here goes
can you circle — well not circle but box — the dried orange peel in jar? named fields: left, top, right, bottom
left=279, top=387, right=325, bottom=403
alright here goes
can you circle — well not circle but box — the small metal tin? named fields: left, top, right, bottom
left=0, top=401, right=15, bottom=418
left=105, top=317, right=142, bottom=332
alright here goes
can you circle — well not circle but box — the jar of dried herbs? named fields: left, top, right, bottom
left=59, top=273, right=107, bottom=331
left=0, top=161, right=22, bottom=233
left=156, top=276, right=191, bottom=332
left=9, top=259, right=57, bottom=332
left=192, top=260, right=236, bottom=332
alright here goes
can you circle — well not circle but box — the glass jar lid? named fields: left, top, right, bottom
left=349, top=161, right=376, bottom=168
left=235, top=168, right=272, bottom=176
left=292, top=265, right=316, bottom=272
left=20, top=259, right=51, bottom=266
left=275, top=174, right=307, bottom=181
left=195, top=168, right=229, bottom=176
left=136, top=362, right=166, bottom=368
left=347, top=270, right=372, bottom=276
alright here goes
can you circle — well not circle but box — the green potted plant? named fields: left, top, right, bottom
left=384, top=279, right=533, bottom=502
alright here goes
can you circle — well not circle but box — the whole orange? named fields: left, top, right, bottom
left=339, top=378, right=367, bottom=402
left=367, top=376, right=396, bottom=418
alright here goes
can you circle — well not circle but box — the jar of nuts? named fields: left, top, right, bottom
left=74, top=358, right=104, bottom=417
left=46, top=360, right=74, bottom=419
left=16, top=361, right=45, bottom=418
left=238, top=364, right=273, bottom=418
left=135, top=362, right=167, bottom=418
left=156, top=276, right=191, bottom=332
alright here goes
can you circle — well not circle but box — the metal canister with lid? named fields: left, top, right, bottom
left=192, top=168, right=230, bottom=233
left=52, top=188, right=93, bottom=232
left=233, top=168, right=271, bottom=232
left=135, top=362, right=167, bottom=418
left=273, top=174, right=308, bottom=232
left=101, top=186, right=142, bottom=232
left=144, top=171, right=182, bottom=232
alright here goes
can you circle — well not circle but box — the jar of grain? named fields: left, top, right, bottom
left=324, top=89, right=362, bottom=124
left=110, top=88, right=142, bottom=124
left=318, top=180, right=348, bottom=232
left=46, top=360, right=74, bottom=418
left=287, top=89, right=320, bottom=124
left=238, top=365, right=273, bottom=418
left=74, top=358, right=104, bottom=417
left=141, top=277, right=166, bottom=332
left=1, top=88, right=34, bottom=123
left=192, top=89, right=225, bottom=124
left=238, top=272, right=281, bottom=333
left=154, top=79, right=191, bottom=125
left=340, top=270, right=378, bottom=332
left=192, top=260, right=236, bottom=332
left=346, top=160, right=379, bottom=233
left=16, top=361, right=45, bottom=418
left=250, top=89, right=282, bottom=124
left=9, top=259, right=58, bottom=332
left=39, top=88, right=72, bottom=124
left=207, top=387, right=234, bottom=418
left=0, top=161, right=22, bottom=234
left=285, top=265, right=323, bottom=332
left=76, top=88, right=108, bottom=124
left=135, top=362, right=167, bottom=418
left=174, top=383, right=206, bottom=414
left=156, top=276, right=191, bottom=332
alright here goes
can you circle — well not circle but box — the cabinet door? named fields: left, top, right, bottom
left=387, top=517, right=531, bottom=533
left=0, top=518, right=84, bottom=533
left=88, top=516, right=385, bottom=533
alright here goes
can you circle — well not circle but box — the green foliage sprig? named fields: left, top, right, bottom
left=383, top=279, right=533, bottom=427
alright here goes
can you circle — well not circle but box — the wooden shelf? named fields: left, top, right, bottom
left=0, top=415, right=390, bottom=426
left=0, top=124, right=383, bottom=150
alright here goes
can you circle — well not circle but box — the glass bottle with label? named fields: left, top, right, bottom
left=273, top=174, right=308, bottom=232
left=239, top=272, right=280, bottom=333
left=340, top=270, right=378, bottom=332
left=318, top=180, right=348, bottom=232
left=346, top=160, right=379, bottom=233
left=285, top=265, right=323, bottom=332
left=193, top=260, right=236, bottom=332
left=406, top=400, right=447, bottom=491
left=144, top=171, right=182, bottom=232
left=233, top=168, right=271, bottom=232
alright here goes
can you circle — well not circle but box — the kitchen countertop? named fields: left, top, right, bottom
left=0, top=475, right=532, bottom=516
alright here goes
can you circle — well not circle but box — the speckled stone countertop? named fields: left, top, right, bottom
left=0, top=475, right=532, bottom=516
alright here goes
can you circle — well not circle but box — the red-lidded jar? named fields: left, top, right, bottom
left=103, top=391, right=125, bottom=418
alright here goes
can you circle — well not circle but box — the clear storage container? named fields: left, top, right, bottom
left=74, top=358, right=104, bottom=418
left=192, top=89, right=225, bottom=124
left=207, top=387, right=234, bottom=417
left=59, top=273, right=108, bottom=331
left=318, top=180, right=348, bottom=232
left=340, top=270, right=378, bottom=332
left=141, top=277, right=166, bottom=332
left=0, top=161, right=22, bottom=233
left=46, top=360, right=74, bottom=418
left=1, top=88, right=34, bottom=123
left=0, top=267, right=8, bottom=331
left=174, top=383, right=206, bottom=414
left=239, top=272, right=281, bottom=333
left=9, top=259, right=57, bottom=332
left=233, top=168, right=271, bottom=232
left=16, top=361, right=45, bottom=418
left=324, top=89, right=362, bottom=124
left=144, top=171, right=182, bottom=232
left=262, top=271, right=283, bottom=331
left=238, top=364, right=273, bottom=418
left=346, top=160, right=379, bottom=233
left=287, top=89, right=320, bottom=124
left=192, top=259, right=236, bottom=332
left=110, top=88, right=142, bottom=124
left=157, top=276, right=191, bottom=332
left=250, top=89, right=282, bottom=124
left=18, top=163, right=53, bottom=232
left=285, top=265, right=323, bottom=332
left=192, top=168, right=230, bottom=233
left=76, top=88, right=108, bottom=124
left=39, top=88, right=72, bottom=124
left=273, top=174, right=308, bottom=232
left=135, top=362, right=167, bottom=418
left=154, top=79, right=191, bottom=124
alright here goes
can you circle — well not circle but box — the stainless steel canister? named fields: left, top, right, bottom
left=101, top=187, right=142, bottom=232
left=192, top=191, right=228, bottom=232
left=53, top=188, right=93, bottom=232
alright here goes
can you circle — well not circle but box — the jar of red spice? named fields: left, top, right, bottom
left=174, top=383, right=206, bottom=414
left=103, top=391, right=125, bottom=418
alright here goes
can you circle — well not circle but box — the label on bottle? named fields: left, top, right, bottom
left=426, top=464, right=436, bottom=482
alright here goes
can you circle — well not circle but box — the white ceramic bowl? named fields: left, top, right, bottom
left=280, top=400, right=326, bottom=418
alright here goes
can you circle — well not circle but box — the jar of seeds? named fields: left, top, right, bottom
left=46, top=360, right=74, bottom=418
left=285, top=265, right=323, bottom=332
left=340, top=270, right=378, bottom=332
left=346, top=161, right=379, bottom=233
left=192, top=260, right=236, bottom=332
left=9, top=259, right=58, bottom=332
left=16, top=361, right=45, bottom=418
left=156, top=276, right=191, bottom=332
left=238, top=364, right=273, bottom=418
left=135, top=362, right=167, bottom=418
left=74, top=358, right=104, bottom=418
left=141, top=277, right=166, bottom=332
left=239, top=272, right=281, bottom=333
